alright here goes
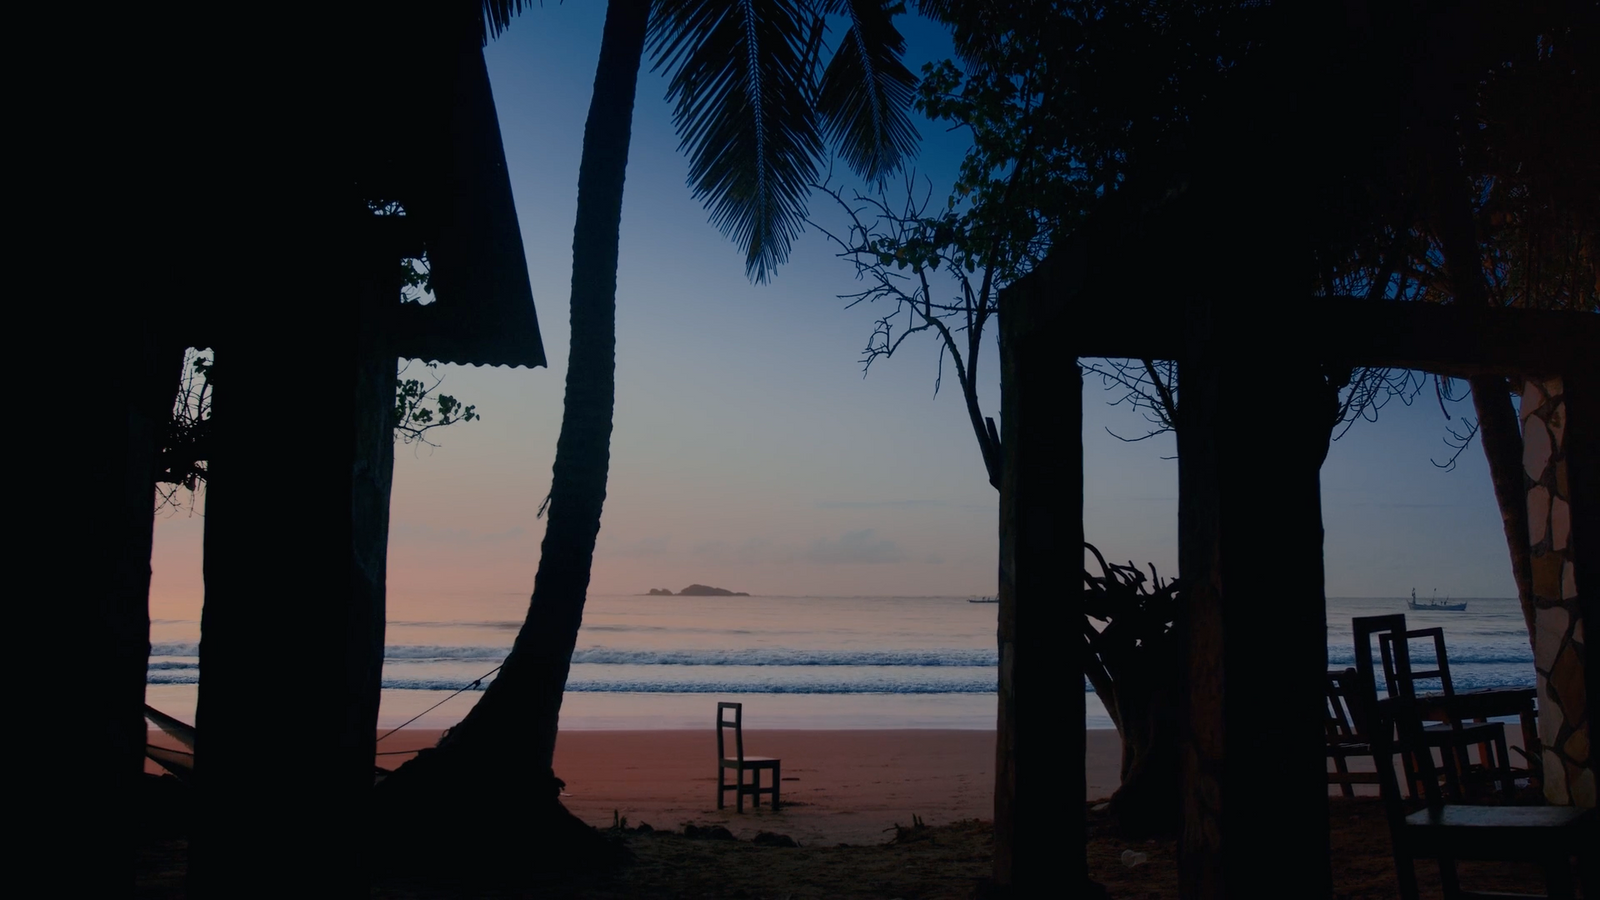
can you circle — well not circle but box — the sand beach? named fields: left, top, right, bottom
left=137, top=723, right=1567, bottom=898
left=146, top=728, right=1123, bottom=846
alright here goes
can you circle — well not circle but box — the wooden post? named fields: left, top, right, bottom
left=994, top=263, right=1085, bottom=890
left=1177, top=294, right=1333, bottom=898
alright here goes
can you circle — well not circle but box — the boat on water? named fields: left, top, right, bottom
left=968, top=595, right=999, bottom=603
left=1407, top=588, right=1467, bottom=612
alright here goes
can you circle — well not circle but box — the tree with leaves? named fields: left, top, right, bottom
left=820, top=1, right=1596, bottom=843
left=374, top=0, right=927, bottom=871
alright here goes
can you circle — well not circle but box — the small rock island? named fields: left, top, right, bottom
left=643, top=584, right=750, bottom=597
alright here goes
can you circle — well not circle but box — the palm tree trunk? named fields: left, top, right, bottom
left=444, top=0, right=647, bottom=766
left=375, top=0, right=649, bottom=861
left=1470, top=375, right=1536, bottom=645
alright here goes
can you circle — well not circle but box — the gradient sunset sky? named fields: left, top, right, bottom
left=147, top=4, right=1517, bottom=619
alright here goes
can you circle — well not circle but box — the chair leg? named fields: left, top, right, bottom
left=1400, top=749, right=1420, bottom=800
left=1438, top=857, right=1462, bottom=900
left=1394, top=850, right=1421, bottom=900
left=1492, top=731, right=1514, bottom=800
left=1577, top=845, right=1598, bottom=898
left=752, top=767, right=762, bottom=808
left=773, top=761, right=781, bottom=810
left=737, top=766, right=745, bottom=813
left=1437, top=746, right=1465, bottom=801
left=718, top=766, right=725, bottom=810
left=1545, top=855, right=1576, bottom=900
left=1333, top=755, right=1355, bottom=798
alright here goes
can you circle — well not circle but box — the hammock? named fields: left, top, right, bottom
left=143, top=704, right=394, bottom=784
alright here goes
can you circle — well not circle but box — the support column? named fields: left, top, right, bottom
left=994, top=265, right=1085, bottom=891
left=1178, top=300, right=1332, bottom=899
left=1522, top=376, right=1594, bottom=807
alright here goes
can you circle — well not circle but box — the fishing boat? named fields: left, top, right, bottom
left=1407, top=588, right=1467, bottom=612
left=968, top=595, right=999, bottom=603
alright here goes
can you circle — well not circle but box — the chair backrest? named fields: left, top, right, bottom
left=1351, top=614, right=1407, bottom=733
left=1367, top=634, right=1448, bottom=822
left=1378, top=627, right=1454, bottom=699
left=717, top=701, right=743, bottom=762
left=1325, top=667, right=1362, bottom=740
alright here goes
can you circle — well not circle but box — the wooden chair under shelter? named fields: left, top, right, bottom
left=1326, top=667, right=1381, bottom=797
left=1366, top=636, right=1596, bottom=900
left=1379, top=626, right=1516, bottom=801
left=717, top=701, right=780, bottom=812
left=1352, top=615, right=1511, bottom=801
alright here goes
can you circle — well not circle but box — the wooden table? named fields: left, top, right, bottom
left=1413, top=687, right=1539, bottom=782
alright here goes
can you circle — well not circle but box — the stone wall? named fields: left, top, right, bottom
left=1522, top=377, right=1593, bottom=807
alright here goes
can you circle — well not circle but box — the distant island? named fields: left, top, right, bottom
left=643, top=584, right=750, bottom=597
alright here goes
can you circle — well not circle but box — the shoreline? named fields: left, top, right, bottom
left=146, top=722, right=1518, bottom=845
left=147, top=728, right=1123, bottom=845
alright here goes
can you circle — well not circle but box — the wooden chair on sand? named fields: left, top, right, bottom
left=717, top=701, right=780, bottom=812
left=1326, top=667, right=1380, bottom=797
left=1379, top=626, right=1515, bottom=801
left=1367, top=637, right=1596, bottom=900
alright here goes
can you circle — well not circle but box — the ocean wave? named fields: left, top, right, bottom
left=145, top=672, right=997, bottom=693
left=1326, top=646, right=1534, bottom=668
left=383, top=677, right=1000, bottom=695
left=151, top=644, right=999, bottom=667
left=152, top=642, right=199, bottom=657
left=145, top=669, right=1535, bottom=694
left=568, top=648, right=998, bottom=667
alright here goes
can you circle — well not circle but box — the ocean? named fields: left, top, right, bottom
left=145, top=594, right=1534, bottom=732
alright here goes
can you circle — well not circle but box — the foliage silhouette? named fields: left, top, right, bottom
left=1081, top=543, right=1182, bottom=837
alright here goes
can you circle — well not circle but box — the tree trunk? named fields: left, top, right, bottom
left=373, top=0, right=649, bottom=874
left=1471, top=376, right=1537, bottom=645
left=191, top=222, right=400, bottom=897
left=1429, top=111, right=1538, bottom=649
left=97, top=326, right=185, bottom=892
left=1105, top=676, right=1180, bottom=838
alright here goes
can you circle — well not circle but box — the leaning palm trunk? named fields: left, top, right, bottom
left=376, top=0, right=921, bottom=875
left=1432, top=145, right=1538, bottom=650
left=374, top=0, right=649, bottom=872
left=1470, top=377, right=1537, bottom=647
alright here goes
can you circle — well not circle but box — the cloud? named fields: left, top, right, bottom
left=803, top=529, right=907, bottom=565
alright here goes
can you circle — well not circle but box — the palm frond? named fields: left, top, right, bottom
left=908, top=0, right=956, bottom=21
left=480, top=0, right=533, bottom=42
left=651, top=0, right=825, bottom=282
left=817, top=0, right=919, bottom=183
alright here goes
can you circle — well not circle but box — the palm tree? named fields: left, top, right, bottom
left=374, top=0, right=925, bottom=860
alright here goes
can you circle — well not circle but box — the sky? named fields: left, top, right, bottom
left=147, top=4, right=1518, bottom=619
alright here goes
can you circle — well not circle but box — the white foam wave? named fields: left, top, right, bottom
left=150, top=644, right=1001, bottom=666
